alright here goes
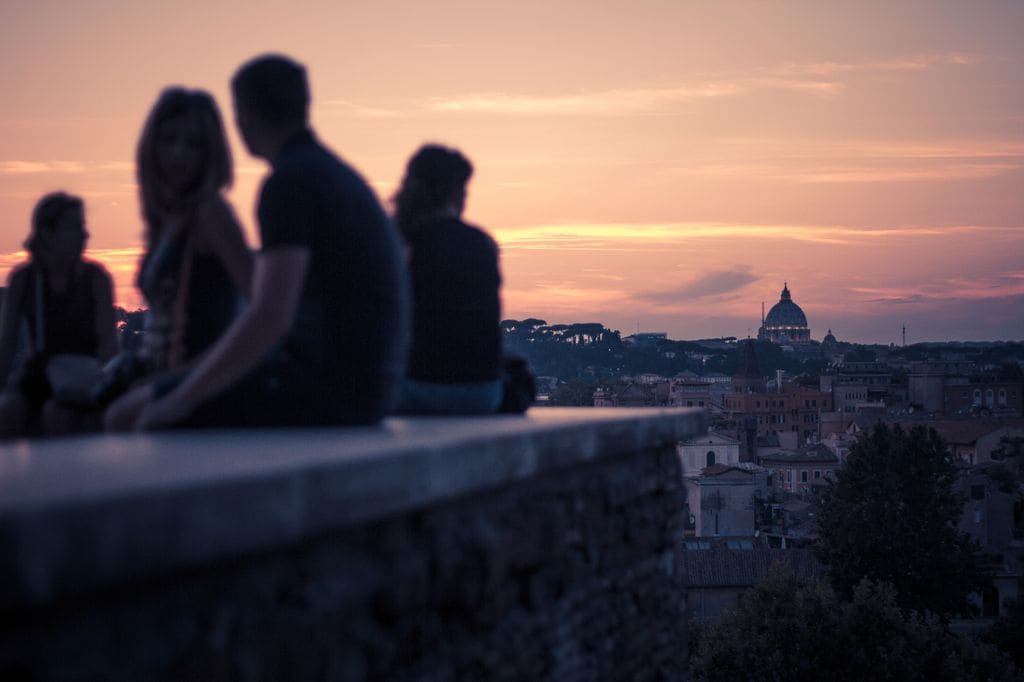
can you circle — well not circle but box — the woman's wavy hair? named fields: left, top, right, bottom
left=392, top=144, right=473, bottom=241
left=136, top=87, right=232, bottom=247
left=24, top=191, right=86, bottom=262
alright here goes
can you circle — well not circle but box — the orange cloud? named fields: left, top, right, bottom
left=771, top=52, right=983, bottom=76
left=0, top=161, right=132, bottom=175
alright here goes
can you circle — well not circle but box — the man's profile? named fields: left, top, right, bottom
left=136, top=54, right=408, bottom=429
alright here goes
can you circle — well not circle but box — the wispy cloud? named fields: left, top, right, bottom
left=0, top=160, right=132, bottom=175
left=422, top=51, right=976, bottom=116
left=493, top=222, right=1004, bottom=251
left=793, top=162, right=1021, bottom=184
left=423, top=79, right=839, bottom=116
left=771, top=52, right=982, bottom=76
left=640, top=267, right=759, bottom=303
left=322, top=99, right=402, bottom=119
left=669, top=138, right=1024, bottom=184
left=853, top=270, right=1024, bottom=304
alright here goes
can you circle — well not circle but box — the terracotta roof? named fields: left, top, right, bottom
left=759, top=444, right=838, bottom=464
left=700, top=464, right=753, bottom=477
left=889, top=417, right=1024, bottom=446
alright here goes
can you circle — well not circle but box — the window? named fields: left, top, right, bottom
left=971, top=484, right=985, bottom=500
left=814, top=470, right=821, bottom=479
left=998, top=389, right=1007, bottom=406
left=801, top=471, right=808, bottom=483
left=986, top=389, right=995, bottom=406
left=698, top=400, right=705, bottom=407
left=706, top=451, right=716, bottom=467
left=973, top=389, right=982, bottom=406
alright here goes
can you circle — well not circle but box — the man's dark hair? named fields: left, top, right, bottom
left=26, top=192, right=86, bottom=258
left=392, top=144, right=473, bottom=240
left=231, top=54, right=309, bottom=127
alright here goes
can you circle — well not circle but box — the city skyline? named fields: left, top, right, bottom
left=2, top=1, right=1023, bottom=344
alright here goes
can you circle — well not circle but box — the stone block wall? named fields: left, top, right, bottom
left=0, top=408, right=704, bottom=680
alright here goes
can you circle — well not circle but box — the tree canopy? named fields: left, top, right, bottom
left=816, top=424, right=981, bottom=615
left=690, top=571, right=1021, bottom=682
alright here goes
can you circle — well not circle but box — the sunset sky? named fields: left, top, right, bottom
left=2, top=1, right=1022, bottom=343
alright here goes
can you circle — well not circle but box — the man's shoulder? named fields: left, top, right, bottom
left=80, top=259, right=113, bottom=282
left=275, top=137, right=355, bottom=177
left=7, top=262, right=32, bottom=283
left=454, top=219, right=499, bottom=254
left=270, top=144, right=377, bottom=207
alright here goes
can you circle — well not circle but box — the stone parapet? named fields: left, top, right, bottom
left=0, top=407, right=705, bottom=680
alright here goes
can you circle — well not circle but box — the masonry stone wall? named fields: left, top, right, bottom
left=0, top=408, right=704, bottom=681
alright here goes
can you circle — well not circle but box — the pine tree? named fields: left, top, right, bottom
left=816, top=424, right=981, bottom=615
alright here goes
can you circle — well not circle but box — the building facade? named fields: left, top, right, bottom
left=759, top=444, right=840, bottom=494
left=723, top=383, right=833, bottom=443
left=678, top=432, right=742, bottom=476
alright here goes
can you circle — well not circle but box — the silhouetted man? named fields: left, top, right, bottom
left=138, top=54, right=408, bottom=428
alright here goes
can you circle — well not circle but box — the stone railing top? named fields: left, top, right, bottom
left=0, top=407, right=705, bottom=607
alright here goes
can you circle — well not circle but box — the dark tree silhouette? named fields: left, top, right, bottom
left=816, top=424, right=982, bottom=616
left=690, top=571, right=1021, bottom=681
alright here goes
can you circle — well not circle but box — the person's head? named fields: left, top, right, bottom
left=25, top=192, right=87, bottom=270
left=137, top=87, right=232, bottom=245
left=231, top=54, right=309, bottom=158
left=392, top=144, right=473, bottom=240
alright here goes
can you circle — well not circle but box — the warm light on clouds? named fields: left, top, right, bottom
left=1, top=1, right=1022, bottom=342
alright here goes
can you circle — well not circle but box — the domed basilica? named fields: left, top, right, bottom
left=757, top=283, right=811, bottom=344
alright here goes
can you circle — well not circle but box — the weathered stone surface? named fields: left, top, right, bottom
left=0, top=407, right=704, bottom=680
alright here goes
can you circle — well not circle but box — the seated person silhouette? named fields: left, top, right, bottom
left=135, top=54, right=408, bottom=429
left=392, top=145, right=504, bottom=415
left=0, top=193, right=117, bottom=436
left=104, top=88, right=252, bottom=430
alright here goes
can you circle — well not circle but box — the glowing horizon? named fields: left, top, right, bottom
left=2, top=1, right=1022, bottom=344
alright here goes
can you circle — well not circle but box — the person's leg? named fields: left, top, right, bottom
left=0, top=391, right=29, bottom=438
left=104, top=382, right=156, bottom=432
left=171, top=352, right=381, bottom=428
left=40, top=399, right=102, bottom=436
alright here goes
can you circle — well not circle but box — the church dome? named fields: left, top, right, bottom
left=764, top=284, right=807, bottom=328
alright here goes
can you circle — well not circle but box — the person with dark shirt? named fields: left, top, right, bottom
left=134, top=54, right=408, bottom=429
left=0, top=193, right=118, bottom=436
left=392, top=145, right=503, bottom=415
